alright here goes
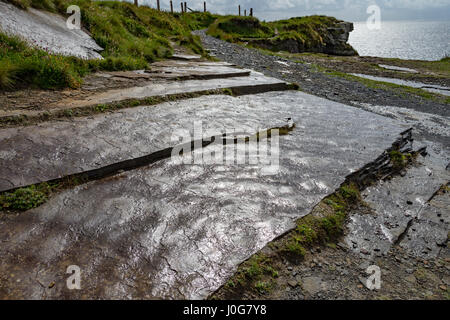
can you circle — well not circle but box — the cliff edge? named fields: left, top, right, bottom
left=207, top=15, right=358, bottom=56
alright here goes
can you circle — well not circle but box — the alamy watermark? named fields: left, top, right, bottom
left=66, top=5, right=81, bottom=30
left=365, top=265, right=381, bottom=290
left=169, top=121, right=283, bottom=176
left=66, top=265, right=81, bottom=290
left=367, top=4, right=382, bottom=30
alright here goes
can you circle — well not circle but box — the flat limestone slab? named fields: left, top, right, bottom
left=0, top=71, right=287, bottom=119
left=171, top=54, right=202, bottom=61
left=108, top=61, right=249, bottom=81
left=0, top=91, right=409, bottom=299
left=0, top=2, right=103, bottom=59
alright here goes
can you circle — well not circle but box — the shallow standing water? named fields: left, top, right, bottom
left=349, top=20, right=450, bottom=61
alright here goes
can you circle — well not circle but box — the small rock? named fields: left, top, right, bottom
left=288, top=280, right=298, bottom=288
left=405, top=275, right=416, bottom=284
left=287, top=266, right=293, bottom=271
left=301, top=276, right=323, bottom=295
left=439, top=285, right=447, bottom=291
left=360, top=248, right=370, bottom=255
left=337, top=242, right=347, bottom=250
left=359, top=261, right=370, bottom=270
left=406, top=268, right=414, bottom=274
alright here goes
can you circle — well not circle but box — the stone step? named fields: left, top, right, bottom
left=170, top=53, right=203, bottom=61
left=0, top=71, right=290, bottom=126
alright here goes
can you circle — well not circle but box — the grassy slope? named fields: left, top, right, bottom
left=268, top=16, right=345, bottom=49
left=0, top=0, right=209, bottom=90
left=207, top=16, right=274, bottom=42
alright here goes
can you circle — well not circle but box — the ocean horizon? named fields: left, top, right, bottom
left=349, top=20, right=450, bottom=61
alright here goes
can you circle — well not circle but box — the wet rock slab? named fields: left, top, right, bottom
left=108, top=61, right=250, bottom=81
left=345, top=144, right=449, bottom=259
left=0, top=2, right=103, bottom=59
left=0, top=71, right=287, bottom=119
left=0, top=91, right=409, bottom=299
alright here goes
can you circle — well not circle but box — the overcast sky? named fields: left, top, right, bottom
left=128, top=0, right=450, bottom=22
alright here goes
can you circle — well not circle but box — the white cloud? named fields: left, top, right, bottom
left=124, top=0, right=450, bottom=21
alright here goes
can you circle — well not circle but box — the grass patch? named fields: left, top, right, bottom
left=177, top=12, right=219, bottom=30
left=281, top=182, right=360, bottom=262
left=207, top=15, right=274, bottom=42
left=1, top=0, right=208, bottom=90
left=225, top=253, right=278, bottom=294
left=389, top=150, right=411, bottom=170
left=0, top=175, right=88, bottom=213
left=0, top=183, right=54, bottom=211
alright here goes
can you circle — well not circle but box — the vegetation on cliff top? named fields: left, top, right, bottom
left=0, top=0, right=208, bottom=90
left=207, top=16, right=274, bottom=41
left=206, top=15, right=357, bottom=55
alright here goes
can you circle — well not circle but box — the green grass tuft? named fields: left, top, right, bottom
left=0, top=184, right=51, bottom=211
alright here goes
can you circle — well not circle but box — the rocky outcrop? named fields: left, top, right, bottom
left=323, top=21, right=357, bottom=56
left=247, top=19, right=358, bottom=56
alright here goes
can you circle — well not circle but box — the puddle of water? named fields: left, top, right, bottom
left=276, top=61, right=290, bottom=67
left=352, top=101, right=450, bottom=137
left=378, top=64, right=418, bottom=73
left=351, top=73, right=450, bottom=96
